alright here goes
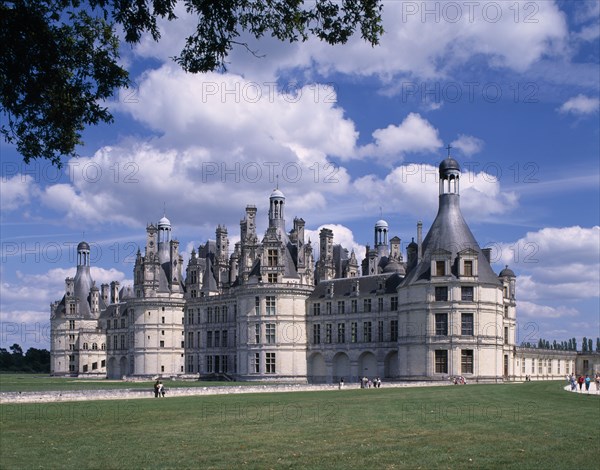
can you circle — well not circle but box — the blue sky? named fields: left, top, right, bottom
left=1, top=0, right=599, bottom=351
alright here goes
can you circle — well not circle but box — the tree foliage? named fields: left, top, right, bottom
left=0, top=344, right=50, bottom=372
left=1, top=0, right=384, bottom=167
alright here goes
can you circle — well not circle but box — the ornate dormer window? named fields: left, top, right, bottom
left=431, top=249, right=451, bottom=278
left=458, top=248, right=478, bottom=278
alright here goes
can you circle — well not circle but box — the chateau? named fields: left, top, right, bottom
left=51, top=156, right=590, bottom=382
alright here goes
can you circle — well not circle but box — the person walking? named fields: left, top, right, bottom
left=153, top=379, right=160, bottom=398
left=584, top=375, right=591, bottom=393
left=577, top=375, right=584, bottom=391
left=570, top=374, right=577, bottom=391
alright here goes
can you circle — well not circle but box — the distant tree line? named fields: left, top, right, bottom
left=520, top=337, right=600, bottom=352
left=0, top=344, right=50, bottom=372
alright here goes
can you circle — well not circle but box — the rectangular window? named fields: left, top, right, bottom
left=378, top=297, right=384, bottom=312
left=326, top=302, right=332, bottom=315
left=391, top=296, right=398, bottom=311
left=83, top=365, right=88, bottom=372
left=267, top=273, right=277, bottom=283
left=92, top=362, right=98, bottom=370
left=255, top=297, right=260, bottom=316
left=266, top=296, right=276, bottom=315
left=69, top=304, right=76, bottom=315
left=436, top=260, right=445, bottom=276
left=313, top=303, right=321, bottom=316
left=504, top=327, right=509, bottom=345
left=461, top=350, right=474, bottom=374
left=197, top=332, right=201, bottom=348
left=162, top=316, right=165, bottom=324
left=522, top=359, right=526, bottom=374
left=378, top=320, right=384, bottom=342
left=214, top=331, right=220, bottom=348
left=120, top=335, right=126, bottom=350
left=69, top=320, right=75, bottom=329
left=267, top=249, right=278, bottom=267
left=325, top=323, right=332, bottom=344
left=337, top=301, right=345, bottom=315
left=435, top=286, right=448, bottom=301
left=435, top=313, right=448, bottom=336
left=390, top=320, right=398, bottom=342
left=265, top=353, right=276, bottom=374
left=363, top=322, right=372, bottom=342
left=532, top=360, right=535, bottom=374
left=206, top=331, right=213, bottom=348
left=121, top=318, right=126, bottom=328
left=254, top=324, right=260, bottom=344
left=557, top=360, right=561, bottom=375
left=188, top=332, right=193, bottom=347
left=159, top=340, right=165, bottom=348
left=207, top=307, right=213, bottom=323
left=337, top=323, right=346, bottom=343
left=461, top=286, right=474, bottom=302
left=101, top=360, right=106, bottom=368
left=351, top=322, right=358, bottom=343
left=207, top=356, right=213, bottom=373
left=222, top=330, right=228, bottom=348
left=364, top=298, right=372, bottom=312
left=252, top=353, right=259, bottom=374
left=463, top=260, right=473, bottom=277
left=351, top=299, right=357, bottom=313
left=113, top=335, right=117, bottom=350
left=461, top=313, right=474, bottom=336
left=266, top=323, right=276, bottom=344
left=313, top=324, right=321, bottom=344
left=435, top=350, right=448, bottom=373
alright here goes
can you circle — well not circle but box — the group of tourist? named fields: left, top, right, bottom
left=567, top=373, right=600, bottom=393
left=153, top=380, right=166, bottom=397
left=359, top=376, right=381, bottom=388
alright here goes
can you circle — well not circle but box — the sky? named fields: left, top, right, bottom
left=1, top=0, right=599, bottom=351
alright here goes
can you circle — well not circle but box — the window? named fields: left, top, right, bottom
left=463, top=260, right=473, bottom=277
left=337, top=301, right=345, bottom=315
left=337, top=323, right=346, bottom=343
left=160, top=340, right=165, bottom=348
left=82, top=343, right=89, bottom=350
left=222, top=306, right=228, bottom=322
left=538, top=359, right=542, bottom=374
left=92, top=342, right=98, bottom=350
left=313, top=324, right=321, bottom=344
left=267, top=273, right=277, bottom=283
left=532, top=360, right=535, bottom=374
left=378, top=320, right=384, bottom=342
left=69, top=304, right=76, bottom=315
left=222, top=330, right=228, bottom=347
left=120, top=335, right=125, bottom=350
left=214, top=331, right=220, bottom=348
left=252, top=353, right=259, bottom=373
left=390, top=320, right=398, bottom=342
left=69, top=320, right=75, bottom=330
left=435, top=286, right=448, bottom=301
left=435, top=313, right=448, bottom=336
left=101, top=343, right=105, bottom=350
left=162, top=316, right=165, bottom=324
left=504, top=306, right=509, bottom=318
left=326, top=302, right=332, bottom=315
left=207, top=356, right=213, bottom=373
left=188, top=332, right=194, bottom=348
left=83, top=365, right=88, bottom=372
left=504, top=327, right=509, bottom=345
left=364, top=298, right=372, bottom=312
left=266, top=296, right=276, bottom=315
left=313, top=303, right=321, bottom=316
left=113, top=335, right=117, bottom=350
left=190, top=270, right=197, bottom=284
left=101, top=360, right=106, bottom=368
left=363, top=322, right=372, bottom=342
left=197, top=311, right=201, bottom=324
left=351, top=322, right=358, bottom=343
left=207, top=331, right=213, bottom=348
left=266, top=324, right=276, bottom=344
left=378, top=298, right=384, bottom=312
left=255, top=297, right=260, bottom=316
left=435, top=350, right=448, bottom=373
left=255, top=324, right=260, bottom=344
left=351, top=299, right=357, bottom=313
left=121, top=318, right=126, bottom=328
left=265, top=353, right=276, bottom=374
left=215, top=307, right=220, bottom=322
left=114, top=319, right=118, bottom=329
left=325, top=324, right=332, bottom=344
left=461, top=350, right=474, bottom=374
left=267, top=249, right=278, bottom=267
left=522, top=359, right=526, bottom=374
left=461, top=313, right=474, bottom=336
left=435, top=260, right=445, bottom=276
left=197, top=332, right=201, bottom=348
left=461, top=286, right=474, bottom=302
left=92, top=362, right=98, bottom=370
left=391, top=296, right=398, bottom=311
left=208, top=307, right=213, bottom=323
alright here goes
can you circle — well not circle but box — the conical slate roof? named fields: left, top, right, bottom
left=402, top=193, right=500, bottom=286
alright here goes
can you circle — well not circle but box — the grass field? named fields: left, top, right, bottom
left=0, top=373, right=268, bottom=393
left=1, top=381, right=598, bottom=469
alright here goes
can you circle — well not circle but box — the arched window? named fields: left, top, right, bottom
left=101, top=343, right=106, bottom=350
left=83, top=343, right=89, bottom=350
left=92, top=343, right=98, bottom=350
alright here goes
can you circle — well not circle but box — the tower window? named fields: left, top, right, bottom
left=461, top=286, right=474, bottom=302
left=435, top=350, right=448, bottom=373
left=435, top=286, right=448, bottom=302
left=267, top=249, right=278, bottom=267
left=435, top=313, right=448, bottom=336
left=463, top=260, right=473, bottom=277
left=435, top=261, right=445, bottom=276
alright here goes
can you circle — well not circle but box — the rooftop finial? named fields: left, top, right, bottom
left=446, top=144, right=452, bottom=157
left=275, top=174, right=279, bottom=190
left=163, top=201, right=166, bottom=217
left=379, top=206, right=383, bottom=218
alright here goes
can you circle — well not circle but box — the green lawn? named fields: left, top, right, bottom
left=0, top=373, right=269, bottom=392
left=1, top=381, right=598, bottom=469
